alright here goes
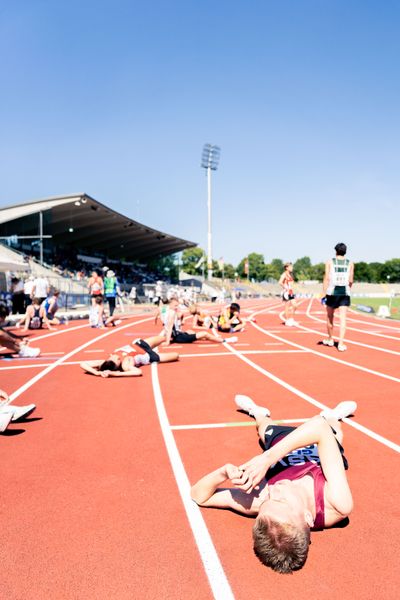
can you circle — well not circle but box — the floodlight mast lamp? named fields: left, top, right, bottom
left=201, top=143, right=220, bottom=280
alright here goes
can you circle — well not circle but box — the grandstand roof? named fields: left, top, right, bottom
left=0, top=194, right=196, bottom=259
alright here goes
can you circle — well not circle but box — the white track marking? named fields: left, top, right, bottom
left=151, top=363, right=235, bottom=600
left=171, top=419, right=309, bottom=430
left=179, top=350, right=308, bottom=358
left=223, top=342, right=400, bottom=453
left=348, top=309, right=400, bottom=330
left=7, top=316, right=154, bottom=403
left=306, top=299, right=400, bottom=343
left=83, top=349, right=106, bottom=353
left=249, top=316, right=400, bottom=384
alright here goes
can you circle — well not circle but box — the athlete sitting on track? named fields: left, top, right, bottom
left=19, top=297, right=53, bottom=331
left=189, top=304, right=215, bottom=329
left=279, top=262, right=297, bottom=326
left=89, top=296, right=121, bottom=329
left=322, top=243, right=354, bottom=352
left=191, top=395, right=356, bottom=574
left=0, top=305, right=41, bottom=358
left=162, top=297, right=237, bottom=346
left=43, top=289, right=61, bottom=326
left=217, top=302, right=245, bottom=333
left=80, top=335, right=179, bottom=377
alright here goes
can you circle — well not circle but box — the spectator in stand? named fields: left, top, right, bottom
left=24, top=276, right=35, bottom=310
left=88, top=270, right=104, bottom=306
left=104, top=270, right=119, bottom=316
left=32, top=275, right=49, bottom=304
left=0, top=304, right=41, bottom=357
left=10, top=277, right=25, bottom=314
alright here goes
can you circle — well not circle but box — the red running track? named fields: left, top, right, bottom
left=0, top=300, right=399, bottom=599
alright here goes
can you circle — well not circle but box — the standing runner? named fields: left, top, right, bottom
left=322, top=243, right=354, bottom=352
left=279, top=262, right=297, bottom=326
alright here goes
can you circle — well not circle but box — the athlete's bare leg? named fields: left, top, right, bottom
left=256, top=412, right=343, bottom=445
left=338, top=306, right=347, bottom=346
left=326, top=306, right=335, bottom=340
left=159, top=352, right=179, bottom=363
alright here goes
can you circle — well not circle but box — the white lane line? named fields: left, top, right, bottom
left=306, top=299, right=400, bottom=343
left=171, top=419, right=309, bottom=430
left=7, top=316, right=154, bottom=403
left=84, top=349, right=106, bottom=353
left=249, top=319, right=400, bottom=383
left=150, top=362, right=235, bottom=600
left=179, top=350, right=308, bottom=358
left=224, top=342, right=400, bottom=454
left=348, top=309, right=400, bottom=330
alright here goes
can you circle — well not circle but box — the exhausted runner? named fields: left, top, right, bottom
left=0, top=305, right=41, bottom=357
left=163, top=297, right=237, bottom=345
left=191, top=395, right=356, bottom=574
left=322, top=243, right=354, bottom=352
left=80, top=335, right=179, bottom=377
left=217, top=302, right=245, bottom=333
left=189, top=304, right=215, bottom=329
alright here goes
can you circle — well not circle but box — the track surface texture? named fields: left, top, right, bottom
left=1, top=300, right=399, bottom=599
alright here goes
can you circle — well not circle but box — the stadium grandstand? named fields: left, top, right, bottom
left=0, top=193, right=196, bottom=263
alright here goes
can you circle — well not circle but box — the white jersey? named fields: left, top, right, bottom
left=326, top=258, right=351, bottom=296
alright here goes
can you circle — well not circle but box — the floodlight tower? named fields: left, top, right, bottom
left=201, top=143, right=220, bottom=280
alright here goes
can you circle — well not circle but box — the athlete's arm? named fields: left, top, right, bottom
left=79, top=360, right=103, bottom=375
left=41, top=307, right=53, bottom=330
left=278, top=272, right=285, bottom=288
left=349, top=262, right=354, bottom=288
left=237, top=417, right=353, bottom=515
left=163, top=311, right=175, bottom=346
left=101, top=368, right=142, bottom=377
left=191, top=464, right=256, bottom=513
left=323, top=261, right=331, bottom=295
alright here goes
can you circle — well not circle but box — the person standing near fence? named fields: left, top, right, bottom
left=104, top=270, right=119, bottom=316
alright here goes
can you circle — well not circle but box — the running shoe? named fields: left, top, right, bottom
left=234, top=395, right=270, bottom=418
left=338, top=344, right=347, bottom=352
left=322, top=338, right=334, bottom=347
left=223, top=336, right=238, bottom=343
left=18, top=345, right=41, bottom=358
left=320, top=401, right=357, bottom=421
left=0, top=409, right=13, bottom=433
left=285, top=318, right=294, bottom=327
left=6, top=404, right=36, bottom=422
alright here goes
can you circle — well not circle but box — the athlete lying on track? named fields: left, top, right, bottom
left=80, top=335, right=179, bottom=378
left=191, top=396, right=356, bottom=574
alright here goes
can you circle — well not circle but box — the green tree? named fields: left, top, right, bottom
left=293, top=256, right=312, bottom=281
left=265, top=258, right=283, bottom=281
left=237, top=253, right=266, bottom=281
left=182, top=248, right=205, bottom=275
left=354, top=262, right=371, bottom=282
left=310, top=262, right=325, bottom=281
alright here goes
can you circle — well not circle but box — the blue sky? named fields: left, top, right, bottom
left=1, top=0, right=399, bottom=265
